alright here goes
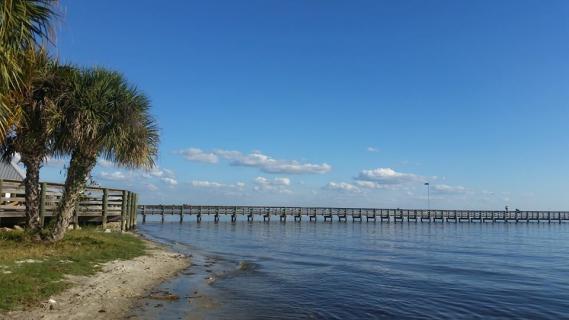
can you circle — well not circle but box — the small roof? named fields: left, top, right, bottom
left=0, top=160, right=25, bottom=181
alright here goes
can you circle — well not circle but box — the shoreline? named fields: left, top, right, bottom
left=2, top=233, right=191, bottom=320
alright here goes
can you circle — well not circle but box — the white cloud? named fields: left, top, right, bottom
left=161, top=177, right=178, bottom=186
left=215, top=149, right=331, bottom=174
left=192, top=180, right=226, bottom=188
left=254, top=176, right=290, bottom=186
left=431, top=184, right=467, bottom=195
left=191, top=180, right=246, bottom=189
left=141, top=166, right=178, bottom=186
left=178, top=148, right=331, bottom=175
left=356, top=168, right=423, bottom=185
left=143, top=167, right=174, bottom=179
left=253, top=176, right=292, bottom=193
left=354, top=180, right=383, bottom=189
left=273, top=177, right=291, bottom=186
left=176, top=148, right=219, bottom=164
left=367, top=146, right=379, bottom=152
left=98, top=171, right=129, bottom=181
left=324, top=182, right=361, bottom=193
left=97, top=165, right=178, bottom=187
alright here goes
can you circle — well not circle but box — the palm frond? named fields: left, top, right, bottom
left=0, top=0, right=58, bottom=138
left=1, top=49, right=76, bottom=163
left=57, top=67, right=159, bottom=171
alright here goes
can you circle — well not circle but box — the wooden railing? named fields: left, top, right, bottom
left=137, top=205, right=569, bottom=224
left=0, top=179, right=138, bottom=230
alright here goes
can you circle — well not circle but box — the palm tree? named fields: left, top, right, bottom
left=1, top=49, right=73, bottom=232
left=48, top=68, right=158, bottom=241
left=0, top=0, right=58, bottom=138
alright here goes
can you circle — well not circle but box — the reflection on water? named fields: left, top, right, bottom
left=136, top=216, right=569, bottom=319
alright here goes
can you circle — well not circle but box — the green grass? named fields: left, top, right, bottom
left=0, top=229, right=146, bottom=311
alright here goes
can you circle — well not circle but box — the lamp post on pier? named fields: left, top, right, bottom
left=424, top=182, right=430, bottom=213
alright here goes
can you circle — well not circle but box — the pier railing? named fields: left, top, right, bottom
left=0, top=179, right=138, bottom=230
left=137, top=205, right=569, bottom=224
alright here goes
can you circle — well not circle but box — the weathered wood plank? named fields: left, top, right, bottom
left=0, top=178, right=131, bottom=224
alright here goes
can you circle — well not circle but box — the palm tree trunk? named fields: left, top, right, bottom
left=48, top=151, right=96, bottom=242
left=21, top=157, right=42, bottom=232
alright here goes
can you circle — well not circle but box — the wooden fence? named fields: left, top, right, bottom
left=0, top=179, right=138, bottom=230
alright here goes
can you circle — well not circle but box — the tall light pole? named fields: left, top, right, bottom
left=424, top=182, right=430, bottom=212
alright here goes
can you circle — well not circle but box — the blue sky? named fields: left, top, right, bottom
left=39, top=0, right=569, bottom=210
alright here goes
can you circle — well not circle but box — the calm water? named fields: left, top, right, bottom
left=135, top=217, right=569, bottom=319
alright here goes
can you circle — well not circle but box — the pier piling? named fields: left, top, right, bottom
left=130, top=205, right=569, bottom=226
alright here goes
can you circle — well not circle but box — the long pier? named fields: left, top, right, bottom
left=138, top=205, right=569, bottom=224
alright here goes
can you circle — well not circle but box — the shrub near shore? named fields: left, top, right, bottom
left=0, top=229, right=146, bottom=311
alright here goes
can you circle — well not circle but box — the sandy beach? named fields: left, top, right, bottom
left=2, top=236, right=190, bottom=320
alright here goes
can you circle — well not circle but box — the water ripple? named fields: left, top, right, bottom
left=138, top=222, right=569, bottom=319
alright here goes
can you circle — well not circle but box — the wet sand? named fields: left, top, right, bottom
left=129, top=243, right=228, bottom=320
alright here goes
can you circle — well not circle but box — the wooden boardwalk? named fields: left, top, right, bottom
left=138, top=205, right=569, bottom=224
left=0, top=179, right=138, bottom=230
